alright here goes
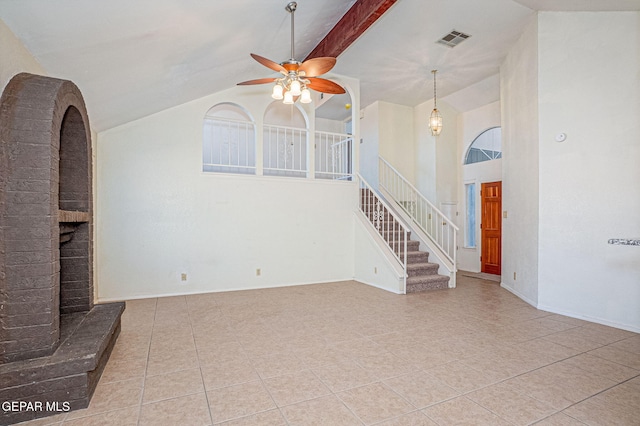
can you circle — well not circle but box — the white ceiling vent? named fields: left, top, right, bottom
left=436, top=30, right=471, bottom=48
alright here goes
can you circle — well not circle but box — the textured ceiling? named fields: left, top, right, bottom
left=1, top=0, right=637, bottom=130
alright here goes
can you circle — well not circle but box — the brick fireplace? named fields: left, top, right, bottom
left=0, top=73, right=124, bottom=424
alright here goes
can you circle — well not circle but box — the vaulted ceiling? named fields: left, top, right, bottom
left=1, top=0, right=638, bottom=131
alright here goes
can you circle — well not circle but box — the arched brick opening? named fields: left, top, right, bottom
left=59, top=105, right=93, bottom=316
left=0, top=73, right=123, bottom=424
left=0, top=73, right=93, bottom=362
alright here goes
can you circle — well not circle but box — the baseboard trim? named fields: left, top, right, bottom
left=500, top=282, right=640, bottom=333
left=460, top=270, right=500, bottom=282
left=500, top=282, right=537, bottom=307
left=96, top=278, right=357, bottom=303
left=536, top=303, right=640, bottom=334
left=354, top=279, right=403, bottom=295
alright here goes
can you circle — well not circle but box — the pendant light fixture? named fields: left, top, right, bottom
left=429, top=70, right=443, bottom=136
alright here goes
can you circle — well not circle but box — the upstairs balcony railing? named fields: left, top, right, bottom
left=263, top=124, right=307, bottom=177
left=202, top=116, right=256, bottom=174
left=203, top=118, right=352, bottom=181
left=315, top=131, right=353, bottom=181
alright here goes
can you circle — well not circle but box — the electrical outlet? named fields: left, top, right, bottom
left=374, top=267, right=378, bottom=274
left=256, top=268, right=261, bottom=276
left=513, top=272, right=516, bottom=280
left=181, top=273, right=187, bottom=281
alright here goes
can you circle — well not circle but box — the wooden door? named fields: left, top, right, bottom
left=481, top=181, right=502, bottom=275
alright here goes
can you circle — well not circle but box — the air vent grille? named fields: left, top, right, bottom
left=437, top=30, right=471, bottom=48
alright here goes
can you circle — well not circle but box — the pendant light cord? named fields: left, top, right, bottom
left=432, top=70, right=438, bottom=109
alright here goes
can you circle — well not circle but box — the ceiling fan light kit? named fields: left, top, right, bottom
left=272, top=84, right=284, bottom=100
left=238, top=1, right=345, bottom=105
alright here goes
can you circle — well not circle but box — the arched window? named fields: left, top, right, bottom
left=464, top=127, right=502, bottom=165
left=202, top=103, right=256, bottom=174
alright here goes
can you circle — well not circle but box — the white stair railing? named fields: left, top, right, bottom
left=379, top=157, right=458, bottom=266
left=356, top=173, right=408, bottom=293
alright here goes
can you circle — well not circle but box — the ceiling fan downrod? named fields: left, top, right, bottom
left=286, top=2, right=297, bottom=62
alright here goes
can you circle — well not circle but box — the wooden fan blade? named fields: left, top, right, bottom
left=250, top=53, right=286, bottom=74
left=299, top=57, right=336, bottom=76
left=237, top=78, right=277, bottom=86
left=306, top=77, right=345, bottom=94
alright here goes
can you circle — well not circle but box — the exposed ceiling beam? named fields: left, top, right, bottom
left=304, top=0, right=398, bottom=60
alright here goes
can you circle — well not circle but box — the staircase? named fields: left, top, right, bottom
left=359, top=186, right=450, bottom=293
left=378, top=156, right=458, bottom=288
left=405, top=245, right=450, bottom=292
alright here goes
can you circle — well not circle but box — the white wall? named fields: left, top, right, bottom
left=96, top=85, right=358, bottom=301
left=414, top=101, right=437, bottom=203
left=353, top=217, right=404, bottom=294
left=414, top=99, right=459, bottom=209
left=378, top=101, right=415, bottom=184
left=458, top=101, right=502, bottom=272
left=434, top=101, right=459, bottom=209
left=359, top=102, right=380, bottom=187
left=536, top=12, right=640, bottom=331
left=359, top=101, right=417, bottom=189
left=0, top=18, right=47, bottom=93
left=500, top=12, right=640, bottom=332
left=316, top=117, right=346, bottom=133
left=500, top=15, right=540, bottom=306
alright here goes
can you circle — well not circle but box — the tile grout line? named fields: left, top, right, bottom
left=228, top=310, right=289, bottom=425
left=307, top=367, right=366, bottom=425
left=136, top=297, right=157, bottom=426
left=184, top=296, right=215, bottom=426
left=435, top=340, right=640, bottom=424
left=552, top=371, right=640, bottom=420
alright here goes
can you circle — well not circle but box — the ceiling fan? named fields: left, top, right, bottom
left=237, top=1, right=345, bottom=104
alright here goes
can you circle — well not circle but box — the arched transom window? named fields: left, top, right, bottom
left=464, top=127, right=502, bottom=165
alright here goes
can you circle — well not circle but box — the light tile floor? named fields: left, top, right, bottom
left=19, top=276, right=640, bottom=425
